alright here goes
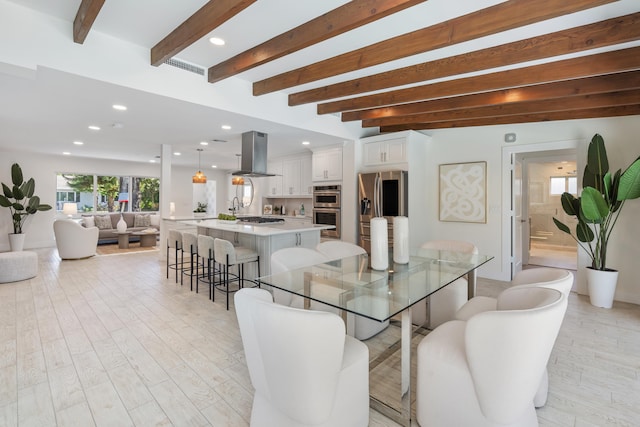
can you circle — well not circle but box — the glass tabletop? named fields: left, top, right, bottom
left=258, top=249, right=493, bottom=323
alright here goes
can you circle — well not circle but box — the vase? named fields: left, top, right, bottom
left=116, top=215, right=127, bottom=233
left=370, top=217, right=389, bottom=270
left=393, top=216, right=409, bottom=264
left=8, top=233, right=25, bottom=252
left=586, top=267, right=618, bottom=309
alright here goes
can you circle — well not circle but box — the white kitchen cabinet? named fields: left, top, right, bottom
left=312, top=148, right=342, bottom=181
left=300, top=155, right=313, bottom=195
left=267, top=161, right=283, bottom=196
left=362, top=137, right=406, bottom=166
left=282, top=158, right=301, bottom=196
left=266, top=154, right=312, bottom=197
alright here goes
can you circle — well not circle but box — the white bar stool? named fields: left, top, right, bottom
left=214, top=238, right=260, bottom=310
left=181, top=232, right=202, bottom=291
left=166, top=230, right=184, bottom=283
left=197, top=234, right=218, bottom=299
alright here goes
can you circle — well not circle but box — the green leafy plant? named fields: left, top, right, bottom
left=194, top=202, right=207, bottom=213
left=0, top=163, right=52, bottom=234
left=217, top=213, right=236, bottom=221
left=553, top=134, right=640, bottom=271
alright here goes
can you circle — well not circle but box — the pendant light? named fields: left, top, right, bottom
left=192, top=148, right=207, bottom=184
left=231, top=154, right=245, bottom=185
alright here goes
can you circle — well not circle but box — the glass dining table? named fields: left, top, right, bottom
left=257, top=248, right=494, bottom=426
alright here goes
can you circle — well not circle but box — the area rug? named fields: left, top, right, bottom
left=96, top=242, right=159, bottom=256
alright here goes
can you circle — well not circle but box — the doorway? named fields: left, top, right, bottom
left=523, top=154, right=578, bottom=270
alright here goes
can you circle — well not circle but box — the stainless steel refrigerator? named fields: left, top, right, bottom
left=358, top=170, right=408, bottom=254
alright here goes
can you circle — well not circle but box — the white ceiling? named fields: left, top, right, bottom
left=1, top=0, right=638, bottom=170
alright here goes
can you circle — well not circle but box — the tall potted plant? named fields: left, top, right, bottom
left=553, top=134, right=640, bottom=308
left=0, top=163, right=52, bottom=251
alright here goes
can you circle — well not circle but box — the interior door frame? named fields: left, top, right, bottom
left=501, top=139, right=578, bottom=280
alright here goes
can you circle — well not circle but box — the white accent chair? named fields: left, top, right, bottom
left=316, top=241, right=390, bottom=340
left=53, top=219, right=99, bottom=260
left=234, top=288, right=369, bottom=427
left=413, top=240, right=478, bottom=328
left=416, top=286, right=568, bottom=427
left=455, top=267, right=574, bottom=408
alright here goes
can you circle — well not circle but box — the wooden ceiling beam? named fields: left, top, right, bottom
left=379, top=105, right=640, bottom=132
left=291, top=12, right=640, bottom=106
left=73, top=0, right=105, bottom=44
left=151, top=0, right=256, bottom=67
left=207, top=0, right=426, bottom=84
left=318, top=46, right=640, bottom=115
left=363, top=88, right=640, bottom=127
left=345, top=71, right=640, bottom=122
left=253, top=0, right=615, bottom=96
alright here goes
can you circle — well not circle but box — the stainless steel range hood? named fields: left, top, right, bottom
left=232, top=131, right=275, bottom=177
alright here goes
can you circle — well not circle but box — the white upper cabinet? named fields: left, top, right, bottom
left=312, top=148, right=342, bottom=181
left=266, top=154, right=312, bottom=197
left=362, top=137, right=406, bottom=166
left=267, top=161, right=283, bottom=196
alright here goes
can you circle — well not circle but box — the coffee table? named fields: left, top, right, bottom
left=132, top=231, right=159, bottom=247
left=112, top=231, right=132, bottom=249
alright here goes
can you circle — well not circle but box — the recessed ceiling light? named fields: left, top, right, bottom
left=200, top=141, right=209, bottom=146
left=88, top=125, right=100, bottom=131
left=112, top=104, right=127, bottom=111
left=302, top=141, right=310, bottom=145
left=221, top=125, right=231, bottom=130
left=173, top=152, right=181, bottom=156
left=73, top=141, right=84, bottom=145
left=209, top=37, right=225, bottom=46
left=211, top=165, right=217, bottom=168
left=149, top=159, right=156, bottom=163
left=62, top=152, right=71, bottom=155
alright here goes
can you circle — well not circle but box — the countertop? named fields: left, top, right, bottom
left=181, top=219, right=334, bottom=236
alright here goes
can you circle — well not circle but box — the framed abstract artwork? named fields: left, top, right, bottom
left=439, top=161, right=487, bottom=223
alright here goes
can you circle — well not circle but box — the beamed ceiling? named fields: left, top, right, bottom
left=67, top=0, right=640, bottom=133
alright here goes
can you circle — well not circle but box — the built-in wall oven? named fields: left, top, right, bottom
left=313, top=185, right=341, bottom=238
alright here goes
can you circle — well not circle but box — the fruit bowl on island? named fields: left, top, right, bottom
left=217, top=213, right=238, bottom=224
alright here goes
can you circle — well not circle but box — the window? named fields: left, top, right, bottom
left=550, top=176, right=577, bottom=196
left=56, top=173, right=159, bottom=213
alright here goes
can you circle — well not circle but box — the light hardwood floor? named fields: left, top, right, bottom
left=0, top=248, right=638, bottom=426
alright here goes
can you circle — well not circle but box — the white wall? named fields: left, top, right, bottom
left=424, top=115, right=640, bottom=304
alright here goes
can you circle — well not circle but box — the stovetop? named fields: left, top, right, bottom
left=237, top=216, right=285, bottom=224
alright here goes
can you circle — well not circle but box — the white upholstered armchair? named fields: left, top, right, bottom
left=53, top=219, right=99, bottom=260
left=416, top=286, right=568, bottom=427
left=234, top=288, right=369, bottom=427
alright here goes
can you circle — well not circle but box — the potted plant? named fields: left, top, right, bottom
left=0, top=163, right=52, bottom=251
left=193, top=202, right=207, bottom=217
left=553, top=134, right=640, bottom=308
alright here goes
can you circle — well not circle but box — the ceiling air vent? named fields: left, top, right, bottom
left=164, top=58, right=205, bottom=76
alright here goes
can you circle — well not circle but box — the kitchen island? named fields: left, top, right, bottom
left=178, top=219, right=335, bottom=276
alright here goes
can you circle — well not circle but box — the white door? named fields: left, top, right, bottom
left=512, top=155, right=524, bottom=278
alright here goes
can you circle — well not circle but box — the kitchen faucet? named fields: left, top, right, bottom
left=231, top=196, right=241, bottom=215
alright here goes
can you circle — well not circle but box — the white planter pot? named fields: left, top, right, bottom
left=8, top=233, right=25, bottom=252
left=586, top=267, right=619, bottom=309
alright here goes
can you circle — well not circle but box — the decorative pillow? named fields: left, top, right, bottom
left=83, top=216, right=95, bottom=228
left=134, top=214, right=151, bottom=227
left=149, top=214, right=160, bottom=227
left=94, top=215, right=113, bottom=230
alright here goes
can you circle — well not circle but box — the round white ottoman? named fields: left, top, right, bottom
left=0, top=251, right=38, bottom=283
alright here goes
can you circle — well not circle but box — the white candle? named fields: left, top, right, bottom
left=371, top=217, right=389, bottom=270
left=393, top=216, right=409, bottom=264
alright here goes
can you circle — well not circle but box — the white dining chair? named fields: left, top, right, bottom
left=455, top=267, right=574, bottom=407
left=316, top=241, right=390, bottom=340
left=416, top=286, right=568, bottom=427
left=234, top=288, right=370, bottom=427
left=413, top=240, right=478, bottom=328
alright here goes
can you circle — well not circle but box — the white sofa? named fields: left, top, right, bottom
left=53, top=219, right=99, bottom=259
